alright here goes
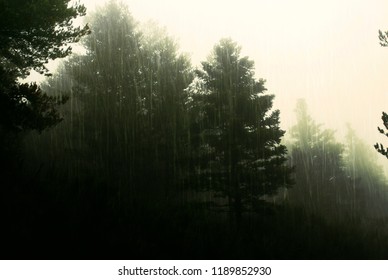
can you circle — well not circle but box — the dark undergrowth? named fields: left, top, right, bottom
left=2, top=170, right=388, bottom=260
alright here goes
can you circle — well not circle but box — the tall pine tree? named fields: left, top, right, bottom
left=39, top=1, right=193, bottom=206
left=186, top=38, right=292, bottom=222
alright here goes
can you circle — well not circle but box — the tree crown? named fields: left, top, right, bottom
left=0, top=0, right=90, bottom=78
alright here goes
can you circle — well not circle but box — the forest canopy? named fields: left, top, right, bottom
left=0, top=0, right=89, bottom=135
left=1, top=0, right=388, bottom=259
left=38, top=2, right=292, bottom=224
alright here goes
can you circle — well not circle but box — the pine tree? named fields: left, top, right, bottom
left=0, top=0, right=89, bottom=179
left=41, top=1, right=193, bottom=203
left=186, top=38, right=292, bottom=221
left=0, top=0, right=89, bottom=133
left=0, top=0, right=89, bottom=78
left=287, top=99, right=346, bottom=218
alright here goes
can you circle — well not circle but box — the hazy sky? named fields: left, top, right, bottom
left=49, top=1, right=388, bottom=153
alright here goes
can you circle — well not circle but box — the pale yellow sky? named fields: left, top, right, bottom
left=39, top=0, right=388, bottom=161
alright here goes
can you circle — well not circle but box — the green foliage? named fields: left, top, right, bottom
left=287, top=99, right=349, bottom=218
left=0, top=0, right=90, bottom=78
left=345, top=124, right=387, bottom=218
left=346, top=124, right=385, bottom=182
left=375, top=30, right=388, bottom=157
left=378, top=30, right=388, bottom=47
left=0, top=0, right=89, bottom=137
left=186, top=38, right=292, bottom=218
left=374, top=112, right=388, bottom=158
left=287, top=100, right=388, bottom=221
left=41, top=1, right=193, bottom=203
left=3, top=1, right=388, bottom=260
left=0, top=80, right=67, bottom=134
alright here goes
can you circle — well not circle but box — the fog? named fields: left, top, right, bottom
left=69, top=0, right=388, bottom=144
left=6, top=0, right=388, bottom=259
left=26, top=0, right=388, bottom=150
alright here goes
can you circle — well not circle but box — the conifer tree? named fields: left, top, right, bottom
left=0, top=0, right=89, bottom=130
left=287, top=99, right=346, bottom=217
left=0, top=0, right=89, bottom=176
left=186, top=38, right=292, bottom=221
left=42, top=1, right=193, bottom=201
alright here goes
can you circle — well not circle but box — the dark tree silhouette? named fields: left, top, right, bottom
left=40, top=1, right=193, bottom=207
left=2, top=3, right=388, bottom=260
left=0, top=0, right=89, bottom=257
left=375, top=30, right=388, bottom=158
left=0, top=0, right=89, bottom=178
left=0, top=0, right=89, bottom=78
left=375, top=112, right=388, bottom=158
left=0, top=0, right=89, bottom=133
left=186, top=38, right=292, bottom=222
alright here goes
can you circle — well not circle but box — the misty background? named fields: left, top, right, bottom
left=30, top=0, right=388, bottom=159
left=3, top=0, right=388, bottom=259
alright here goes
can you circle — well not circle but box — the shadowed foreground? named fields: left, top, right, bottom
left=2, top=175, right=388, bottom=260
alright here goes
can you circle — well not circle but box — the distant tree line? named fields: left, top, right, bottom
left=18, top=1, right=292, bottom=226
left=285, top=99, right=387, bottom=222
left=3, top=0, right=386, bottom=227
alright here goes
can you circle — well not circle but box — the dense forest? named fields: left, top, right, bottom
left=1, top=0, right=388, bottom=259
